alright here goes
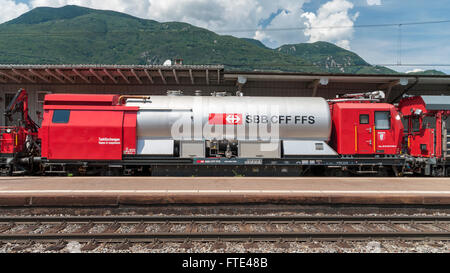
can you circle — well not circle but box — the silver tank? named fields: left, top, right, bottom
left=126, top=95, right=331, bottom=141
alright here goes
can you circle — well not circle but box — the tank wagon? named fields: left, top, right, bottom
left=1, top=89, right=450, bottom=176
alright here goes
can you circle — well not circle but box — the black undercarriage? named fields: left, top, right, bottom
left=1, top=154, right=446, bottom=177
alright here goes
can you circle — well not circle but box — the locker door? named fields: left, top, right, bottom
left=357, top=112, right=374, bottom=154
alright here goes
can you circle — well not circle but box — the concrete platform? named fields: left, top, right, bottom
left=0, top=177, right=450, bottom=206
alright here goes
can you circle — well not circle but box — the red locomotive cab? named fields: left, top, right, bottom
left=331, top=102, right=403, bottom=155
left=398, top=96, right=450, bottom=158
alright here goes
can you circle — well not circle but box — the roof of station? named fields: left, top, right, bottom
left=0, top=64, right=224, bottom=86
left=1, top=64, right=449, bottom=86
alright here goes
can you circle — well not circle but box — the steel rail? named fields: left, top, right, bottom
left=0, top=215, right=448, bottom=243
left=0, top=232, right=449, bottom=243
left=0, top=215, right=449, bottom=224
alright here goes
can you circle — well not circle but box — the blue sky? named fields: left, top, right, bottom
left=256, top=0, right=450, bottom=73
left=1, top=0, right=450, bottom=73
left=352, top=0, right=450, bottom=73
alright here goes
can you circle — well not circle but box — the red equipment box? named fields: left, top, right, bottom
left=0, top=127, right=27, bottom=154
left=39, top=94, right=138, bottom=161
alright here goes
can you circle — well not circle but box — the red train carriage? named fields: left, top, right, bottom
left=1, top=88, right=450, bottom=176
left=330, top=102, right=403, bottom=155
left=398, top=96, right=450, bottom=159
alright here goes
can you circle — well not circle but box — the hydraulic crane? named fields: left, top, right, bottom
left=4, top=88, right=39, bottom=133
left=1, top=89, right=40, bottom=174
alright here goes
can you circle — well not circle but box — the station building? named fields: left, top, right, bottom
left=0, top=64, right=450, bottom=126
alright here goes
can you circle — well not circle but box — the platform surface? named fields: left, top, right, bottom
left=0, top=177, right=450, bottom=206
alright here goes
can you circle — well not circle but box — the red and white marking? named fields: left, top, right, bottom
left=209, top=113, right=243, bottom=125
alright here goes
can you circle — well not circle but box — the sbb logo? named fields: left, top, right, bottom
left=209, top=113, right=243, bottom=125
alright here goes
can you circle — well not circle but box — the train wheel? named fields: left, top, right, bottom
left=374, top=167, right=389, bottom=177
left=102, top=168, right=121, bottom=176
left=326, top=168, right=349, bottom=177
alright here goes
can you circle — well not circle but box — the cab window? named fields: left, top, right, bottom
left=359, top=114, right=369, bottom=124
left=412, top=117, right=421, bottom=132
left=375, top=111, right=390, bottom=130
left=52, top=110, right=71, bottom=123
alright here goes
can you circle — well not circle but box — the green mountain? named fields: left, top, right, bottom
left=277, top=41, right=397, bottom=74
left=0, top=5, right=398, bottom=74
left=407, top=69, right=446, bottom=75
left=241, top=38, right=270, bottom=50
left=0, top=6, right=321, bottom=72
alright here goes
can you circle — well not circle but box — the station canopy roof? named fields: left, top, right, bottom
left=0, top=64, right=224, bottom=86
left=421, top=96, right=450, bottom=110
left=1, top=64, right=450, bottom=88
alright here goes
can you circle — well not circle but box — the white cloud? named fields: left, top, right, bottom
left=253, top=7, right=310, bottom=47
left=405, top=68, right=424, bottom=73
left=367, top=0, right=381, bottom=6
left=301, top=0, right=358, bottom=49
left=336, top=40, right=350, bottom=49
left=254, top=30, right=270, bottom=42
left=0, top=0, right=30, bottom=23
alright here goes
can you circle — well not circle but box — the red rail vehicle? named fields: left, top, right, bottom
left=1, top=88, right=450, bottom=176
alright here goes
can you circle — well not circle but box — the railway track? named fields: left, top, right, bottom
left=0, top=215, right=449, bottom=244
